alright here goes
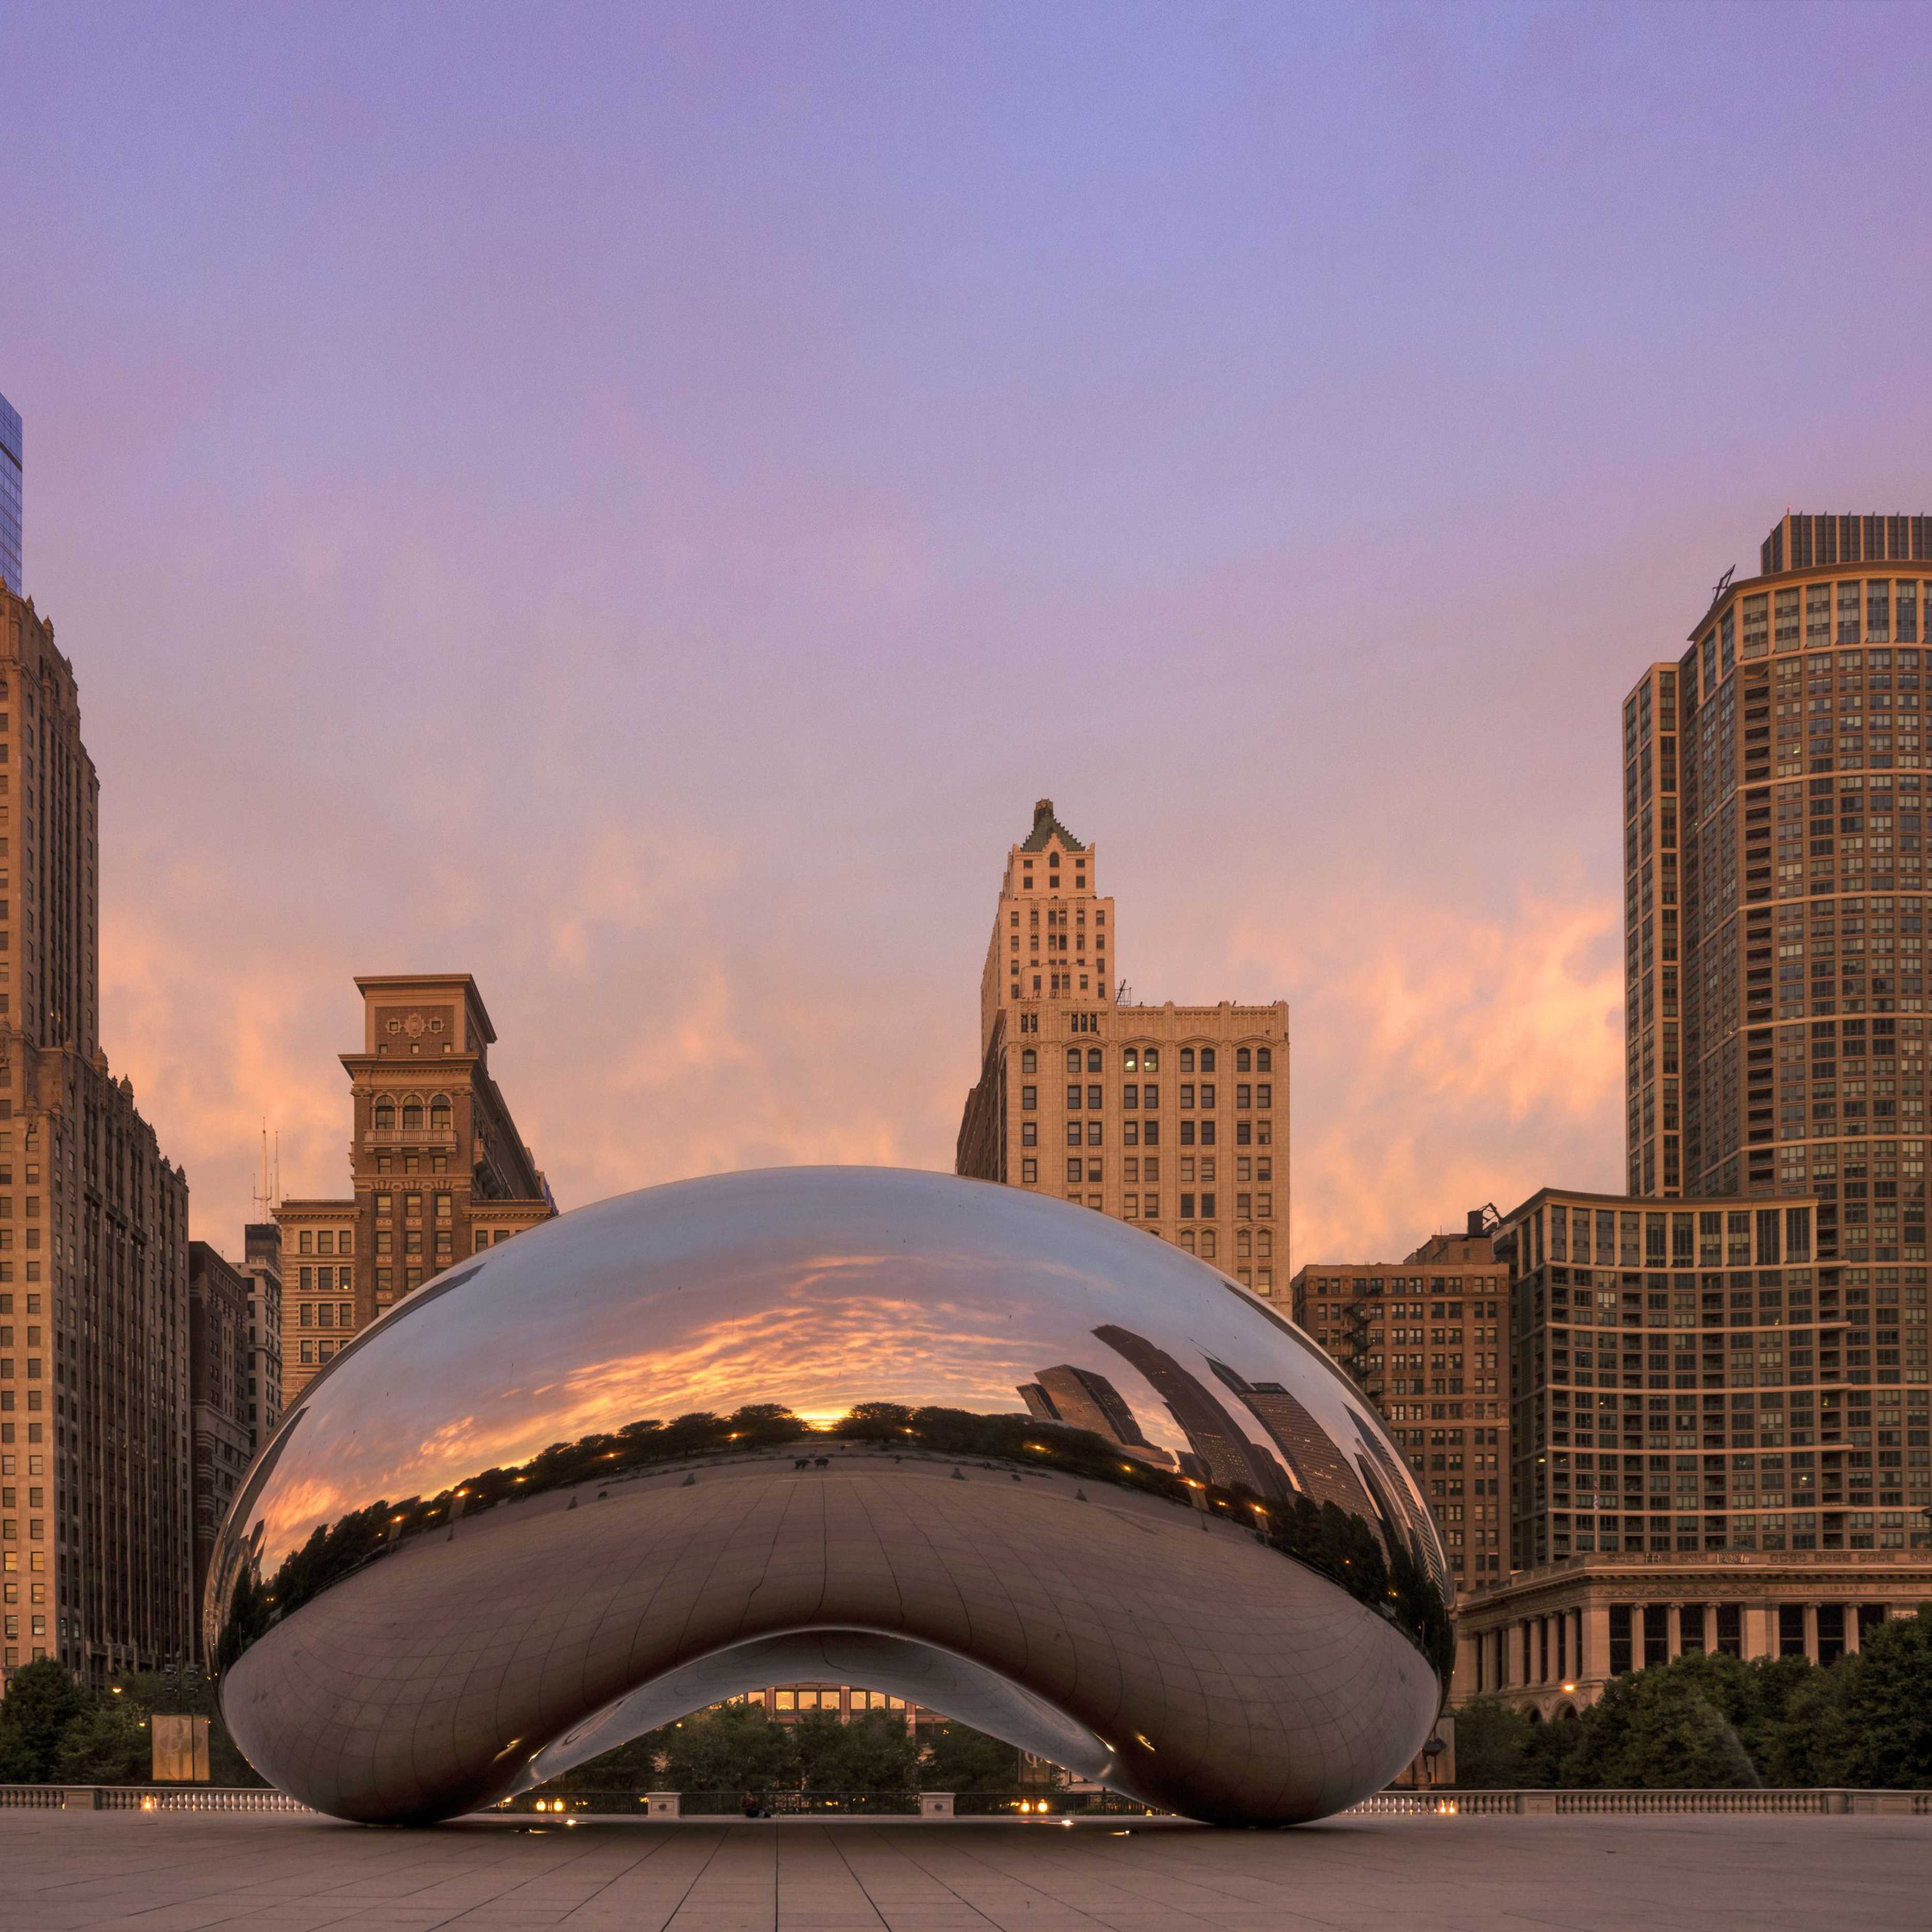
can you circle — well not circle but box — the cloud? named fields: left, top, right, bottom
left=1232, top=888, right=1625, bottom=1268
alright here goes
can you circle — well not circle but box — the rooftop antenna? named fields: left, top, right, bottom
left=1711, top=564, right=1735, bottom=605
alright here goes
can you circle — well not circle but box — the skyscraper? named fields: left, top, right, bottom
left=187, top=1242, right=252, bottom=1643
left=0, top=391, right=19, bottom=594
left=0, top=578, right=193, bottom=1684
left=276, top=974, right=553, bottom=1405
left=1624, top=512, right=1932, bottom=1246
left=956, top=799, right=1289, bottom=1296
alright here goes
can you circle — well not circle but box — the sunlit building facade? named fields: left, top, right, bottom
left=957, top=800, right=1289, bottom=1299
left=1292, top=1225, right=1511, bottom=1595
left=0, top=578, right=193, bottom=1685
left=276, top=975, right=553, bottom=1404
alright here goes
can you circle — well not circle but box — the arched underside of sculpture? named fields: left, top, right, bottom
left=208, top=1169, right=1452, bottom=1825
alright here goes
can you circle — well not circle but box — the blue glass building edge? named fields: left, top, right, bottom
left=0, top=387, right=20, bottom=592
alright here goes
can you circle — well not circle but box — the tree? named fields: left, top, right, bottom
left=54, top=1702, right=150, bottom=1784
left=919, top=1722, right=1021, bottom=1791
left=0, top=1657, right=90, bottom=1782
left=540, top=1725, right=673, bottom=1793
left=114, top=1669, right=265, bottom=1787
left=1447, top=1699, right=1539, bottom=1788
left=1835, top=1603, right=1932, bottom=1788
left=814, top=1710, right=922, bottom=1792
left=658, top=1703, right=797, bottom=1794
left=1568, top=1667, right=1757, bottom=1789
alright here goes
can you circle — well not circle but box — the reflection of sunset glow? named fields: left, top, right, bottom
left=242, top=1177, right=1443, bottom=1594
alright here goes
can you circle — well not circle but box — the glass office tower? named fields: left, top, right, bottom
left=0, top=389, right=20, bottom=592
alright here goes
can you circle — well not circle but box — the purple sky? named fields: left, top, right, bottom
left=6, top=2, right=1932, bottom=1265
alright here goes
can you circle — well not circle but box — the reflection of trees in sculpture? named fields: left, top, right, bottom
left=217, top=1385, right=1451, bottom=1690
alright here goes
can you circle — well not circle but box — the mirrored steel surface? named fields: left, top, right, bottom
left=208, top=1168, right=1452, bottom=1825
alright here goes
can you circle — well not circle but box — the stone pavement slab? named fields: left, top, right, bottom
left=0, top=1810, right=1922, bottom=1931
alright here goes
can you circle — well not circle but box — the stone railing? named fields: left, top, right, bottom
left=4, top=1784, right=1926, bottom=1820
left=0, top=1787, right=311, bottom=1813
left=1352, top=1789, right=1932, bottom=1816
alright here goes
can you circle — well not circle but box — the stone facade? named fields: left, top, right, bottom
left=277, top=975, right=551, bottom=1403
left=1292, top=1227, right=1511, bottom=1596
left=956, top=801, right=1288, bottom=1300
left=0, top=582, right=193, bottom=1686
left=1453, top=1549, right=1932, bottom=1717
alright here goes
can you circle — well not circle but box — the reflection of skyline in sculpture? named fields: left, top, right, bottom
left=1017, top=1364, right=1175, bottom=1468
left=1203, top=1357, right=1381, bottom=1542
left=1091, top=1324, right=1287, bottom=1499
left=209, top=1168, right=1451, bottom=1827
left=1345, top=1405, right=1444, bottom=1587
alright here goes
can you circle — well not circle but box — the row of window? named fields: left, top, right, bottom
left=1020, top=1046, right=1274, bottom=1075
left=294, top=1229, right=353, bottom=1255
left=295, top=1266, right=349, bottom=1291
left=296, top=1302, right=354, bottom=1328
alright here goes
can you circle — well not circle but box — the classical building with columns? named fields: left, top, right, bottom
left=1448, top=1179, right=1932, bottom=1713
left=1452, top=1552, right=1930, bottom=1717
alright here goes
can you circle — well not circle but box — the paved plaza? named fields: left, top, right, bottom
left=0, top=1811, right=1923, bottom=1932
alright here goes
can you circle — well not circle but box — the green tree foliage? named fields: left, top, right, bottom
left=114, top=1670, right=264, bottom=1787
left=918, top=1721, right=1021, bottom=1791
left=1563, top=1666, right=1757, bottom=1788
left=1832, top=1604, right=1932, bottom=1789
left=658, top=1702, right=799, bottom=1794
left=1452, top=1699, right=1537, bottom=1788
left=1450, top=1622, right=1932, bottom=1791
left=0, top=1657, right=90, bottom=1782
left=790, top=1709, right=922, bottom=1792
left=53, top=1702, right=151, bottom=1784
left=541, top=1725, right=674, bottom=1792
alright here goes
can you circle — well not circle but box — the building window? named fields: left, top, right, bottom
left=1021, top=1085, right=1036, bottom=1110
left=374, top=1102, right=394, bottom=1131
left=1021, top=1049, right=1036, bottom=1074
left=1021, top=1158, right=1038, bottom=1183
left=1180, top=1049, right=1195, bottom=1072
left=1257, top=1048, right=1271, bottom=1072
left=430, top=1098, right=451, bottom=1135
left=1200, top=1048, right=1216, bottom=1073
left=1065, top=1158, right=1082, bottom=1184
left=402, top=1101, right=423, bottom=1131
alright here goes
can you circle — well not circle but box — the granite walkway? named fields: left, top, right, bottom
left=0, top=1810, right=1920, bottom=1931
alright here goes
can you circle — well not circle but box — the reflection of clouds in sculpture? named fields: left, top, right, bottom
left=212, top=1169, right=1451, bottom=1828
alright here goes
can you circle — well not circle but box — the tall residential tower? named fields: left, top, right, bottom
left=1626, top=514, right=1932, bottom=1264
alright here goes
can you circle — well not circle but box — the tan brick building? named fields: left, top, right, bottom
left=277, top=975, right=552, bottom=1403
left=956, top=801, right=1288, bottom=1299
left=0, top=581, right=193, bottom=1685
left=1292, top=1226, right=1510, bottom=1596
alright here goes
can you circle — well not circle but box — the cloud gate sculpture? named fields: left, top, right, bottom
left=207, top=1168, right=1452, bottom=1825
